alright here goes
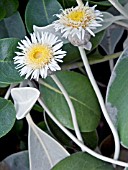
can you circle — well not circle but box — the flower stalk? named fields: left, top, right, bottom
left=78, top=47, right=120, bottom=161
left=38, top=97, right=128, bottom=168
left=50, top=74, right=84, bottom=147
left=108, top=0, right=128, bottom=19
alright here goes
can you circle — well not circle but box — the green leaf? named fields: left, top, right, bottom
left=0, top=97, right=16, bottom=138
left=0, top=12, right=26, bottom=39
left=0, top=83, right=9, bottom=88
left=44, top=114, right=76, bottom=148
left=90, top=31, right=105, bottom=51
left=63, top=43, right=80, bottom=63
left=25, top=0, right=62, bottom=33
left=52, top=152, right=114, bottom=170
left=40, top=71, right=101, bottom=132
left=83, top=0, right=111, bottom=6
left=82, top=130, right=98, bottom=149
left=0, top=1, right=6, bottom=21
left=106, top=48, right=128, bottom=148
left=57, top=0, right=77, bottom=8
left=0, top=38, right=23, bottom=84
left=0, top=0, right=19, bottom=18
left=45, top=114, right=98, bottom=149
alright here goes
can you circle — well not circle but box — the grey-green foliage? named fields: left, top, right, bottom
left=106, top=48, right=128, bottom=148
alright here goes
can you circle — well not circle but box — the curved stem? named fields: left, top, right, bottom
left=62, top=52, right=121, bottom=70
left=115, top=21, right=128, bottom=28
left=38, top=97, right=128, bottom=168
left=50, top=74, right=84, bottom=146
left=108, top=0, right=128, bottom=19
left=4, top=84, right=17, bottom=99
left=78, top=47, right=120, bottom=161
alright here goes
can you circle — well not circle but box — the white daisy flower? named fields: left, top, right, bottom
left=54, top=3, right=103, bottom=50
left=14, top=32, right=66, bottom=81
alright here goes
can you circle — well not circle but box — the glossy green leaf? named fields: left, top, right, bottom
left=0, top=38, right=23, bottom=84
left=0, top=83, right=9, bottom=88
left=90, top=31, right=105, bottom=51
left=25, top=0, right=62, bottom=33
left=44, top=114, right=73, bottom=147
left=3, top=151, right=29, bottom=170
left=0, top=97, right=16, bottom=138
left=0, top=12, right=26, bottom=39
left=82, top=130, right=98, bottom=149
left=0, top=0, right=19, bottom=18
left=83, top=0, right=111, bottom=6
left=40, top=71, right=101, bottom=132
left=57, top=0, right=77, bottom=8
left=0, top=1, right=6, bottom=21
left=63, top=43, right=80, bottom=63
left=52, top=152, right=114, bottom=170
left=106, top=48, right=128, bottom=148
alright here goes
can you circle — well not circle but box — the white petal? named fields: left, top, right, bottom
left=33, top=24, right=68, bottom=44
left=53, top=42, right=63, bottom=52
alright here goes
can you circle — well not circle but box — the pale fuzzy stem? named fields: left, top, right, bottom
left=38, top=97, right=128, bottom=168
left=115, top=21, right=128, bottom=28
left=109, top=60, right=114, bottom=73
left=50, top=74, right=84, bottom=148
left=26, top=113, right=34, bottom=170
left=108, top=0, right=128, bottom=19
left=78, top=47, right=120, bottom=161
left=4, top=84, right=17, bottom=99
left=76, top=0, right=83, bottom=6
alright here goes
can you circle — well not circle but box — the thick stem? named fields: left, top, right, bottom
left=38, top=97, right=128, bottom=168
left=4, top=84, right=17, bottom=99
left=62, top=52, right=122, bottom=70
left=78, top=47, right=120, bottom=161
left=50, top=74, right=84, bottom=146
left=108, top=0, right=128, bottom=19
left=115, top=21, right=128, bottom=28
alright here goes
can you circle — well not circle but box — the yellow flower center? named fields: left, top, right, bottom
left=61, top=6, right=95, bottom=29
left=26, top=44, right=53, bottom=69
left=67, top=10, right=85, bottom=22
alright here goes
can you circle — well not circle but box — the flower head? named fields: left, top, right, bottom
left=54, top=3, right=103, bottom=50
left=14, top=32, right=66, bottom=80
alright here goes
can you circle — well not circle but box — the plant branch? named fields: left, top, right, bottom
left=108, top=0, right=128, bottom=19
left=4, top=84, right=17, bottom=100
left=38, top=97, right=128, bottom=168
left=50, top=74, right=84, bottom=146
left=78, top=47, right=120, bottom=161
left=62, top=52, right=121, bottom=70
